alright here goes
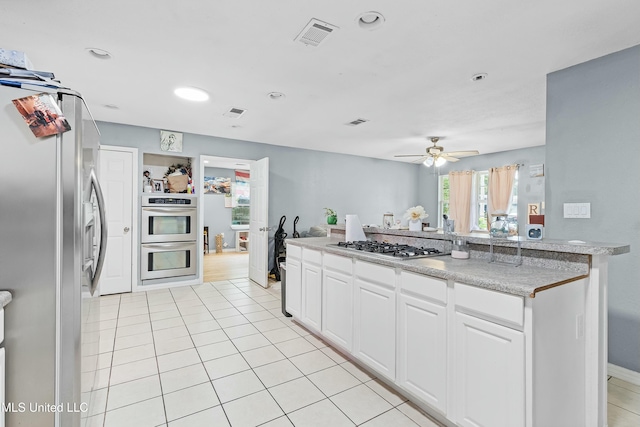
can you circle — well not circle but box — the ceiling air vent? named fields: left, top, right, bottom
left=223, top=107, right=246, bottom=119
left=294, top=19, right=338, bottom=47
left=346, top=118, right=369, bottom=126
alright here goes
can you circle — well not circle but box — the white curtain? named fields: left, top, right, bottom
left=449, top=170, right=473, bottom=233
left=488, top=164, right=518, bottom=217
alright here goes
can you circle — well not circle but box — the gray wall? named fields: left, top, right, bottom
left=96, top=121, right=422, bottom=238
left=546, top=45, right=640, bottom=372
left=203, top=166, right=234, bottom=248
left=418, top=146, right=546, bottom=229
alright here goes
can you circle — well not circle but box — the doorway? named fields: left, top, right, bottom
left=199, top=155, right=269, bottom=285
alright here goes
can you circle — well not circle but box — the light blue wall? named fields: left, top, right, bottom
left=418, top=146, right=546, bottom=228
left=96, top=121, right=422, bottom=238
left=546, top=45, right=640, bottom=372
left=203, top=166, right=234, bottom=248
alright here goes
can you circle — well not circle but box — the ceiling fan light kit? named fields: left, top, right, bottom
left=395, top=136, right=479, bottom=167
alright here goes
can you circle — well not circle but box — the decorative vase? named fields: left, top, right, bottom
left=327, top=215, right=337, bottom=225
left=409, top=219, right=422, bottom=231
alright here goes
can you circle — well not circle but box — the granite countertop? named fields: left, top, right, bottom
left=0, top=291, right=12, bottom=308
left=286, top=237, right=589, bottom=298
left=327, top=225, right=630, bottom=256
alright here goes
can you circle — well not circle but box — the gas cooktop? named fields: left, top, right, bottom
left=329, top=241, right=449, bottom=260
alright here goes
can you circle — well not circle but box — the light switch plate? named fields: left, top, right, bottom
left=563, top=203, right=591, bottom=218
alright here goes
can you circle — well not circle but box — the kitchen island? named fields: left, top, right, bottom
left=284, top=230, right=629, bottom=427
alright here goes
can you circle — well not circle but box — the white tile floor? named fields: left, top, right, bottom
left=81, top=279, right=443, bottom=427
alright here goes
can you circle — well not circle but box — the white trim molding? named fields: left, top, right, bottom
left=608, top=363, right=640, bottom=386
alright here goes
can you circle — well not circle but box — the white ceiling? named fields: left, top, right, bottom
left=2, top=1, right=640, bottom=162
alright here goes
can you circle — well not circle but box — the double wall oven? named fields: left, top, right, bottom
left=141, top=195, right=197, bottom=281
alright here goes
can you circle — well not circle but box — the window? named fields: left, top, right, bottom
left=437, top=170, right=518, bottom=231
left=438, top=174, right=449, bottom=228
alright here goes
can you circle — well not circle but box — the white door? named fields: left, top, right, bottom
left=99, top=147, right=135, bottom=295
left=249, top=157, right=269, bottom=287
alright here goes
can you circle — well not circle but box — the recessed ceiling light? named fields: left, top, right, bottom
left=86, top=48, right=112, bottom=59
left=471, top=73, right=488, bottom=82
left=174, top=86, right=209, bottom=102
left=356, top=11, right=385, bottom=30
left=267, top=92, right=286, bottom=100
left=204, top=160, right=209, bottom=163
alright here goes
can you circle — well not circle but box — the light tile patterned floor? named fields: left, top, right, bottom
left=81, top=279, right=443, bottom=427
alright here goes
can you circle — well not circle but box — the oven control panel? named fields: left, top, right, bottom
left=142, top=195, right=197, bottom=207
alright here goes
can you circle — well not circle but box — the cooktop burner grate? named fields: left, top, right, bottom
left=331, top=241, right=448, bottom=259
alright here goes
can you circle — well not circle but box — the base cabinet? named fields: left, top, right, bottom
left=397, top=292, right=447, bottom=414
left=284, top=247, right=302, bottom=318
left=300, top=249, right=322, bottom=332
left=322, top=254, right=353, bottom=352
left=454, top=312, right=525, bottom=427
left=353, top=261, right=396, bottom=381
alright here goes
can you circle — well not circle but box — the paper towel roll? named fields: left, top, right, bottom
left=345, top=214, right=366, bottom=242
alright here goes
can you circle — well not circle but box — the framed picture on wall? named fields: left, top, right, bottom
left=160, top=130, right=183, bottom=153
left=204, top=176, right=231, bottom=194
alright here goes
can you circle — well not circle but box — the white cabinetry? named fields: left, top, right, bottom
left=353, top=260, right=396, bottom=381
left=453, top=283, right=525, bottom=427
left=301, top=248, right=322, bottom=332
left=397, top=272, right=447, bottom=414
left=284, top=245, right=302, bottom=318
left=322, top=254, right=354, bottom=352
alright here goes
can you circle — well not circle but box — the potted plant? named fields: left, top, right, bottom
left=324, top=208, right=338, bottom=225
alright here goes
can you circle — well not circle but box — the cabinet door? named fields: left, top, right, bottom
left=454, top=312, right=525, bottom=427
left=284, top=257, right=301, bottom=318
left=397, top=293, right=447, bottom=414
left=322, top=268, right=353, bottom=352
left=354, top=274, right=396, bottom=381
left=301, top=262, right=322, bottom=331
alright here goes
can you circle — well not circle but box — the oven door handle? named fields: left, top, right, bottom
left=142, top=207, right=196, bottom=214
left=142, top=242, right=196, bottom=250
left=90, top=168, right=108, bottom=296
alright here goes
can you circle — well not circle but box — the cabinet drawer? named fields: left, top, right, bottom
left=324, top=253, right=353, bottom=274
left=400, top=271, right=447, bottom=304
left=302, top=248, right=322, bottom=265
left=355, top=260, right=395, bottom=289
left=455, top=282, right=523, bottom=329
left=287, top=244, right=302, bottom=259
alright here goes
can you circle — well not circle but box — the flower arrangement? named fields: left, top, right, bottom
left=404, top=205, right=428, bottom=222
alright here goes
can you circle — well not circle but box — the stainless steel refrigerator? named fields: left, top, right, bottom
left=0, top=80, right=107, bottom=426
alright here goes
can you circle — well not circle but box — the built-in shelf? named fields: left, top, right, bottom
left=236, top=230, right=249, bottom=252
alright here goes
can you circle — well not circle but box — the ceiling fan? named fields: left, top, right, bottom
left=394, top=137, right=480, bottom=167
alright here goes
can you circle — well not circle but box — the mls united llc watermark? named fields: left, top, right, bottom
left=2, top=402, right=89, bottom=413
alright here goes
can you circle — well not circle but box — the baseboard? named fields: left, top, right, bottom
left=608, top=363, right=640, bottom=386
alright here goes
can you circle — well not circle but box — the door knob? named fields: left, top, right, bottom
left=124, top=227, right=130, bottom=233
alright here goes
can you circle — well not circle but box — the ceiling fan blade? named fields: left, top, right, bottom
left=445, top=150, right=479, bottom=157
left=441, top=155, right=460, bottom=162
left=394, top=154, right=428, bottom=157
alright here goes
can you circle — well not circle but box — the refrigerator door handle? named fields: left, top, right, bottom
left=89, top=168, right=108, bottom=296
